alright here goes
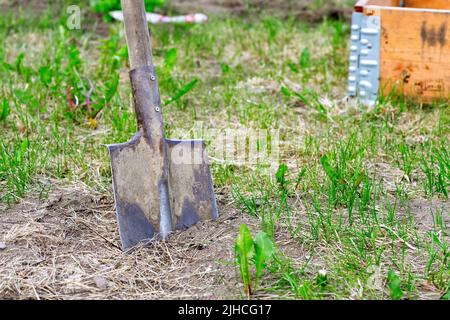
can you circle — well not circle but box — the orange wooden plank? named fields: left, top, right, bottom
left=365, top=0, right=400, bottom=6
left=363, top=0, right=450, bottom=9
left=405, top=1, right=450, bottom=10
left=378, top=8, right=450, bottom=101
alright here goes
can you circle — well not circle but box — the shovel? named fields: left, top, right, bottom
left=107, top=0, right=218, bottom=250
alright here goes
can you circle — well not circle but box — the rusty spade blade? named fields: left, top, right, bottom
left=108, top=1, right=218, bottom=250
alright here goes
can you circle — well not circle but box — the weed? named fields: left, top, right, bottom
left=421, top=142, right=449, bottom=198
left=0, top=98, right=10, bottom=121
left=387, top=270, right=404, bottom=300
left=235, top=224, right=254, bottom=296
left=234, top=224, right=276, bottom=296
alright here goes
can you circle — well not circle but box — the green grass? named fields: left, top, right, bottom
left=0, top=1, right=448, bottom=300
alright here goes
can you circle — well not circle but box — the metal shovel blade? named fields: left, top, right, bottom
left=109, top=1, right=218, bottom=251
left=108, top=136, right=218, bottom=250
left=166, top=139, right=218, bottom=230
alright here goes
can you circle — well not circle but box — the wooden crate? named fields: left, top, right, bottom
left=348, top=0, right=450, bottom=104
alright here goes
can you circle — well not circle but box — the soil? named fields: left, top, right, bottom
left=0, top=183, right=259, bottom=299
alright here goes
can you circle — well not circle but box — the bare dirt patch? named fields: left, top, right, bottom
left=368, top=162, right=450, bottom=233
left=408, top=198, right=450, bottom=235
left=0, top=184, right=259, bottom=299
left=0, top=0, right=49, bottom=13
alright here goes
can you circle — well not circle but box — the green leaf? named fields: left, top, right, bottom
left=254, top=232, right=275, bottom=279
left=90, top=0, right=166, bottom=15
left=263, top=17, right=281, bottom=40
left=20, top=139, right=29, bottom=153
left=287, top=61, right=299, bottom=73
left=294, top=167, right=307, bottom=189
left=432, top=232, right=445, bottom=251
left=293, top=90, right=327, bottom=116
left=220, top=63, right=230, bottom=74
left=442, top=289, right=450, bottom=300
left=235, top=224, right=254, bottom=295
left=68, top=44, right=81, bottom=70
left=387, top=270, right=404, bottom=300
left=321, top=155, right=335, bottom=180
left=164, top=79, right=198, bottom=106
left=0, top=98, right=10, bottom=121
left=293, top=91, right=310, bottom=106
left=299, top=281, right=313, bottom=299
left=15, top=52, right=25, bottom=74
left=38, top=66, right=52, bottom=86
left=104, top=74, right=120, bottom=103
left=275, top=163, right=288, bottom=186
left=316, top=269, right=328, bottom=288
left=299, top=48, right=311, bottom=69
left=281, top=86, right=292, bottom=98
left=164, top=48, right=177, bottom=71
left=144, top=0, right=166, bottom=12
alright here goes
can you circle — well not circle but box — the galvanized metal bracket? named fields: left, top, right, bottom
left=348, top=12, right=381, bottom=106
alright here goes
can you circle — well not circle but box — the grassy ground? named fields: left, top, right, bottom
left=0, top=1, right=448, bottom=299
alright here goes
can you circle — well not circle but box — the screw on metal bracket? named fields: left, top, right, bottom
left=155, top=106, right=160, bottom=112
left=150, top=75, right=156, bottom=81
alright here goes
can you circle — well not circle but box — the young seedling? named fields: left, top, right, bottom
left=387, top=270, right=404, bottom=300
left=0, top=98, right=10, bottom=121
left=235, top=224, right=275, bottom=297
left=235, top=224, right=255, bottom=296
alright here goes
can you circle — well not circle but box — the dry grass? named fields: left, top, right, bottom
left=0, top=183, right=257, bottom=300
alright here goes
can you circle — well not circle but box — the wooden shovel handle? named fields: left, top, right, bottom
left=121, top=0, right=154, bottom=70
